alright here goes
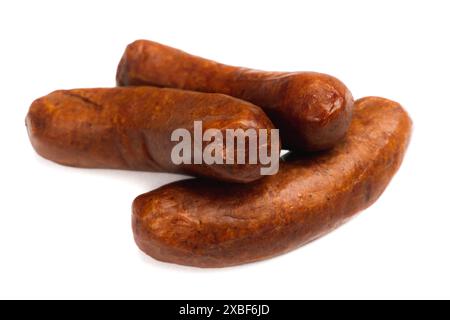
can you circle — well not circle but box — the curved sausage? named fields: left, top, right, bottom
left=26, top=87, right=278, bottom=183
left=132, top=97, right=412, bottom=268
left=117, top=40, right=354, bottom=151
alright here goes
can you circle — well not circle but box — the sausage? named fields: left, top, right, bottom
left=116, top=39, right=354, bottom=151
left=132, top=97, right=412, bottom=268
left=26, top=86, right=278, bottom=183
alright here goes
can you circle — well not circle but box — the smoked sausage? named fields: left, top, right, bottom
left=132, top=97, right=412, bottom=268
left=26, top=87, right=278, bottom=183
left=117, top=40, right=354, bottom=151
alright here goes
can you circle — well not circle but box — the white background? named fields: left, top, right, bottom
left=0, top=0, right=449, bottom=300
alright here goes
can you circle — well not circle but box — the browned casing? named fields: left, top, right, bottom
left=117, top=40, right=354, bottom=151
left=132, top=97, right=412, bottom=268
left=26, top=87, right=277, bottom=183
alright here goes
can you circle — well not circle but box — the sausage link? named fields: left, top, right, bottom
left=26, top=87, right=277, bottom=183
left=117, top=40, right=354, bottom=151
left=132, top=97, right=412, bottom=268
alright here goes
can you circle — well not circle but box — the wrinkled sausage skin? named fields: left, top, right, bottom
left=117, top=40, right=354, bottom=151
left=26, top=87, right=277, bottom=183
left=132, top=97, right=412, bottom=268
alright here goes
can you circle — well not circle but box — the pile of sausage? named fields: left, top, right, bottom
left=26, top=40, right=412, bottom=268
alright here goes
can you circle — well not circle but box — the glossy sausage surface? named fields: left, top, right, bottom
left=26, top=87, right=277, bottom=183
left=117, top=40, right=354, bottom=151
left=133, top=97, right=412, bottom=268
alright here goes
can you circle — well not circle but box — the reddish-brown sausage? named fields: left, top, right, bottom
left=117, top=39, right=354, bottom=151
left=26, top=87, right=277, bottom=183
left=132, top=97, right=412, bottom=268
